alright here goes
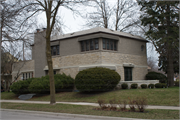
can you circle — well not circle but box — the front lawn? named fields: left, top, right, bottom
left=1, top=102, right=179, bottom=119
left=1, top=87, right=179, bottom=106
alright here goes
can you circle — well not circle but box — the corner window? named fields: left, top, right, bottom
left=80, top=38, right=99, bottom=52
left=102, top=38, right=117, bottom=51
left=51, top=45, right=59, bottom=56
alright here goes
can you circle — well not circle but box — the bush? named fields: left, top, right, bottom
left=131, top=83, right=138, bottom=89
left=75, top=67, right=121, bottom=92
left=148, top=84, right=154, bottom=88
left=155, top=83, right=162, bottom=88
left=54, top=73, right=74, bottom=92
left=161, top=83, right=167, bottom=88
left=175, top=80, right=179, bottom=86
left=28, top=73, right=74, bottom=94
left=28, top=77, right=50, bottom=94
left=10, top=78, right=33, bottom=95
left=145, top=72, right=167, bottom=83
left=141, top=84, right=147, bottom=89
left=121, top=83, right=128, bottom=89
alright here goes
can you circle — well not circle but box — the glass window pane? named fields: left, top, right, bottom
left=56, top=46, right=59, bottom=55
left=53, top=46, right=56, bottom=55
left=114, top=41, right=117, bottom=51
left=86, top=40, right=89, bottom=51
left=103, top=39, right=106, bottom=49
left=110, top=40, right=113, bottom=50
left=81, top=41, right=84, bottom=51
left=95, top=39, right=99, bottom=50
left=90, top=40, right=94, bottom=50
left=107, top=40, right=109, bottom=50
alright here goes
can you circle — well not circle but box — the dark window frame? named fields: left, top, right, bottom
left=51, top=45, right=60, bottom=56
left=102, top=38, right=118, bottom=51
left=80, top=38, right=99, bottom=52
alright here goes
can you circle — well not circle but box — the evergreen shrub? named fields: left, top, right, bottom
left=10, top=78, right=34, bottom=94
left=155, top=83, right=162, bottom=88
left=28, top=73, right=74, bottom=94
left=131, top=83, right=138, bottom=89
left=145, top=72, right=167, bottom=83
left=148, top=84, right=154, bottom=88
left=141, top=84, right=147, bottom=89
left=121, top=83, right=128, bottom=89
left=75, top=67, right=121, bottom=92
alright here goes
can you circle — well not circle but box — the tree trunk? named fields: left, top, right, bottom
left=167, top=49, right=174, bottom=87
left=46, top=35, right=56, bottom=105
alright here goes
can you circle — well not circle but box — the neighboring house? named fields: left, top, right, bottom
left=12, top=27, right=150, bottom=82
left=1, top=51, right=19, bottom=90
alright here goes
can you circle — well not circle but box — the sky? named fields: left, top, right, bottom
left=35, top=0, right=159, bottom=65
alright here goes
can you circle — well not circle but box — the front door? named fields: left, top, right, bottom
left=124, top=67, right=132, bottom=81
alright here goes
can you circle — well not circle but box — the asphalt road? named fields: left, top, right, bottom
left=1, top=110, right=139, bottom=120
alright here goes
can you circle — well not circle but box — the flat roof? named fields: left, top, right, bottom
left=50, top=27, right=148, bottom=42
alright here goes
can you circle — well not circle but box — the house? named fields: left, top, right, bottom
left=1, top=50, right=19, bottom=91
left=12, top=27, right=159, bottom=86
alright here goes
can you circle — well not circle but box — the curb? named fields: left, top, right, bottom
left=1, top=109, right=145, bottom=120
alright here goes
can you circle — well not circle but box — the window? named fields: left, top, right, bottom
left=141, top=45, right=144, bottom=51
left=90, top=40, right=94, bottom=50
left=80, top=38, right=99, bottom=52
left=51, top=45, right=59, bottom=56
left=102, top=38, right=117, bottom=51
left=22, top=72, right=33, bottom=80
left=45, top=70, right=58, bottom=75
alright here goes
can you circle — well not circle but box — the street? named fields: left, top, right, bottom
left=0, top=109, right=138, bottom=120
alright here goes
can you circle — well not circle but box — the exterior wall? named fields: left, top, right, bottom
left=53, top=33, right=146, bottom=57
left=33, top=31, right=47, bottom=77
left=12, top=60, right=34, bottom=81
left=50, top=51, right=147, bottom=80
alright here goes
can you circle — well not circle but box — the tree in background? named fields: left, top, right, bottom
left=83, top=0, right=140, bottom=32
left=137, top=0, right=179, bottom=86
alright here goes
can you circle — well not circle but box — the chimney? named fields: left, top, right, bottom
left=36, top=29, right=40, bottom=33
left=42, top=28, right=46, bottom=31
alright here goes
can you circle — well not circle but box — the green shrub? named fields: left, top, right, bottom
left=155, top=83, right=162, bottom=88
left=54, top=73, right=74, bottom=92
left=28, top=73, right=74, bottom=94
left=28, top=77, right=50, bottom=94
left=175, top=81, right=179, bottom=86
left=75, top=67, right=121, bottom=92
left=141, top=84, right=147, bottom=89
left=10, top=78, right=33, bottom=95
left=161, top=83, right=167, bottom=88
left=131, top=83, right=138, bottom=89
left=121, top=83, right=128, bottom=89
left=145, top=72, right=167, bottom=83
left=148, top=84, right=154, bottom=88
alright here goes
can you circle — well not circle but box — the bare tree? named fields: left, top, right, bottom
left=83, top=0, right=140, bottom=32
left=20, top=0, right=87, bottom=105
left=147, top=57, right=159, bottom=71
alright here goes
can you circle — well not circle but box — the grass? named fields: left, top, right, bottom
left=1, top=102, right=179, bottom=119
left=1, top=87, right=179, bottom=106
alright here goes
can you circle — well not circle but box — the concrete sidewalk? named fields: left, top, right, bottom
left=1, top=100, right=179, bottom=110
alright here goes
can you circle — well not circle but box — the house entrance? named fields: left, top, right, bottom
left=124, top=67, right=132, bottom=81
